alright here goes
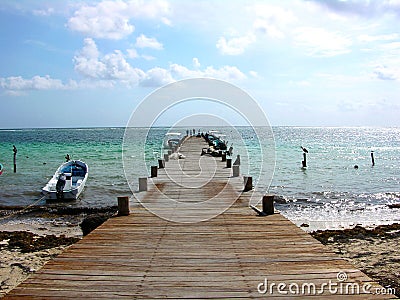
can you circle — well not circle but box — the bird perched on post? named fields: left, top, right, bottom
left=301, top=146, right=308, bottom=153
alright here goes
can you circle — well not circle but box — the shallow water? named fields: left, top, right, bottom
left=0, top=126, right=399, bottom=229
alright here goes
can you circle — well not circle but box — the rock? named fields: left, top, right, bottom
left=80, top=214, right=109, bottom=236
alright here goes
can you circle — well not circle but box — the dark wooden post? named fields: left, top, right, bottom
left=163, top=153, right=169, bottom=162
left=302, top=153, right=307, bottom=168
left=226, top=158, right=232, bottom=168
left=262, top=194, right=274, bottom=215
left=139, top=177, right=147, bottom=192
left=371, top=151, right=375, bottom=166
left=243, top=176, right=252, bottom=191
left=151, top=166, right=158, bottom=177
left=13, top=145, right=17, bottom=173
left=221, top=153, right=226, bottom=162
left=158, top=159, right=165, bottom=169
left=232, top=165, right=240, bottom=177
left=117, top=196, right=130, bottom=216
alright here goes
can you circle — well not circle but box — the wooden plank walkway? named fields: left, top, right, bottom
left=6, top=137, right=397, bottom=299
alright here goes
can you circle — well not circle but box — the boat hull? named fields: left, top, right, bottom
left=42, top=160, right=88, bottom=201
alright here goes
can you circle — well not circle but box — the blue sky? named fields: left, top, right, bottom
left=1, top=0, right=400, bottom=128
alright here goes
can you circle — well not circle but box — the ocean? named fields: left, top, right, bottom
left=0, top=127, right=399, bottom=230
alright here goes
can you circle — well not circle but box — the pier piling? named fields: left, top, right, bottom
left=243, top=176, right=252, bottom=191
left=226, top=158, right=232, bottom=168
left=139, top=177, right=147, bottom=192
left=232, top=165, right=240, bottom=177
left=117, top=196, right=130, bottom=216
left=150, top=166, right=158, bottom=178
left=371, top=151, right=375, bottom=166
left=221, top=153, right=226, bottom=162
left=158, top=159, right=165, bottom=169
left=262, top=194, right=275, bottom=215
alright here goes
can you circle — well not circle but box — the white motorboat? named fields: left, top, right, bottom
left=163, top=132, right=182, bottom=150
left=42, top=160, right=88, bottom=200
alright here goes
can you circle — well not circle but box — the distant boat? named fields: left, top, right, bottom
left=0, top=163, right=3, bottom=175
left=164, top=132, right=182, bottom=150
left=42, top=160, right=88, bottom=200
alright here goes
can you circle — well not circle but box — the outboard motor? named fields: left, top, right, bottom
left=56, top=173, right=66, bottom=199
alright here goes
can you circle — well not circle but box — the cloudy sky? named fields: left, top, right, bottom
left=1, top=0, right=400, bottom=128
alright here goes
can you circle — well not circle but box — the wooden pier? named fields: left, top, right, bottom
left=6, top=137, right=397, bottom=299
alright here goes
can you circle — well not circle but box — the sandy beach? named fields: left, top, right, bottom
left=311, top=223, right=400, bottom=297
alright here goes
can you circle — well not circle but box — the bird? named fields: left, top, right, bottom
left=301, top=146, right=308, bottom=153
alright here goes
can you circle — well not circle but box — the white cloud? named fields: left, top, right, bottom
left=216, top=33, right=255, bottom=55
left=142, top=55, right=156, bottom=61
left=127, top=48, right=139, bottom=59
left=0, top=75, right=72, bottom=92
left=192, top=57, right=201, bottom=68
left=293, top=27, right=352, bottom=57
left=67, top=0, right=171, bottom=40
left=33, top=8, right=54, bottom=16
left=170, top=64, right=246, bottom=81
left=67, top=1, right=134, bottom=40
left=73, top=38, right=145, bottom=85
left=135, top=34, right=163, bottom=50
left=141, top=67, right=174, bottom=87
left=358, top=33, right=399, bottom=42
left=251, top=4, right=296, bottom=39
left=373, top=65, right=399, bottom=80
left=249, top=71, right=258, bottom=78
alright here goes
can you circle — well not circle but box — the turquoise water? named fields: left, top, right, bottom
left=0, top=127, right=399, bottom=229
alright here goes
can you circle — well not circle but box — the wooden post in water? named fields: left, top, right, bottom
left=371, top=151, right=375, bottom=166
left=262, top=194, right=275, bottom=215
left=243, top=176, right=252, bottom=192
left=151, top=166, right=158, bottom=177
left=158, top=159, right=165, bottom=169
left=163, top=153, right=169, bottom=162
left=13, top=145, right=17, bottom=173
left=139, top=177, right=147, bottom=192
left=232, top=165, right=240, bottom=177
left=117, top=196, right=130, bottom=216
left=302, top=153, right=307, bottom=168
left=226, top=158, right=232, bottom=168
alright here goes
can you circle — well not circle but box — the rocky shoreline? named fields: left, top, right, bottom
left=0, top=205, right=117, bottom=297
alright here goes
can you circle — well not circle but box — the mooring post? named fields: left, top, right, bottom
left=226, top=158, right=232, bottom=168
left=151, top=166, right=158, bottom=177
left=158, top=159, right=165, bottom=169
left=13, top=145, right=17, bottom=173
left=232, top=165, right=240, bottom=177
left=138, top=177, right=147, bottom=192
left=117, top=196, right=130, bottom=216
left=163, top=153, right=169, bottom=162
left=233, top=154, right=240, bottom=166
left=167, top=150, right=172, bottom=156
left=221, top=153, right=226, bottom=162
left=302, top=152, right=307, bottom=168
left=371, top=151, right=375, bottom=166
left=243, top=176, right=252, bottom=191
left=262, top=194, right=275, bottom=215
